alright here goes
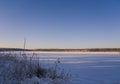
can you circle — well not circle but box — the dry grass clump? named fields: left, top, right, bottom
left=0, top=52, right=70, bottom=84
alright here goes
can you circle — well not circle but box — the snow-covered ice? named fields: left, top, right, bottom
left=0, top=51, right=120, bottom=84
left=32, top=52, right=120, bottom=84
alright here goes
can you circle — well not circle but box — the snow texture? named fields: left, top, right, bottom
left=0, top=52, right=120, bottom=84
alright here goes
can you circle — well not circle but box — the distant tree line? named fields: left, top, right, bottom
left=33, top=48, right=120, bottom=52
left=0, top=48, right=30, bottom=52
left=0, top=48, right=120, bottom=52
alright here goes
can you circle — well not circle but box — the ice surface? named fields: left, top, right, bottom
left=0, top=51, right=120, bottom=84
left=32, top=52, right=120, bottom=84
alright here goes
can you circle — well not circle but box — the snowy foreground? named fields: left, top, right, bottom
left=0, top=51, right=120, bottom=84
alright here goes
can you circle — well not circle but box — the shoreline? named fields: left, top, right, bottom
left=0, top=48, right=120, bottom=53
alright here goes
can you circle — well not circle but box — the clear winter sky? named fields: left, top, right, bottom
left=0, top=0, right=120, bottom=49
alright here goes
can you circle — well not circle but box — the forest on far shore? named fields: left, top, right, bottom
left=0, top=48, right=120, bottom=52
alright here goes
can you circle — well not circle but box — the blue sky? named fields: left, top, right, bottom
left=0, top=0, right=120, bottom=49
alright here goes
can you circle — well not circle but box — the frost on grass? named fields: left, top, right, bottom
left=0, top=53, right=70, bottom=84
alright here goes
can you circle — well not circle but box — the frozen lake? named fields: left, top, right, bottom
left=1, top=51, right=120, bottom=84
left=25, top=52, right=120, bottom=84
